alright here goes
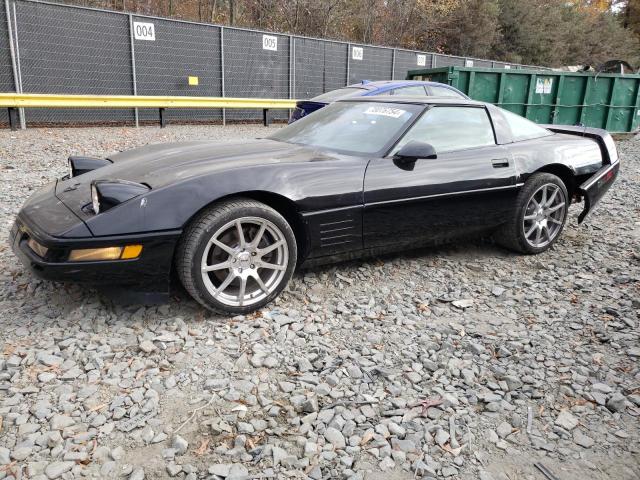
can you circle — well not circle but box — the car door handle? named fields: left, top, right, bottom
left=491, top=158, right=510, bottom=168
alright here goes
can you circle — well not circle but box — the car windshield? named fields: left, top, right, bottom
left=311, top=87, right=367, bottom=102
left=269, top=101, right=421, bottom=155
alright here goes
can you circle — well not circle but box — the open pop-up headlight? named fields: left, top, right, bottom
left=68, top=156, right=112, bottom=177
left=91, top=179, right=150, bottom=214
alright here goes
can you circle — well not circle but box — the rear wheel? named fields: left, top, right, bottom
left=495, top=173, right=568, bottom=254
left=176, top=199, right=297, bottom=314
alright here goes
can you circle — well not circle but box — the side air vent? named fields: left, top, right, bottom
left=304, top=207, right=363, bottom=257
left=319, top=218, right=357, bottom=248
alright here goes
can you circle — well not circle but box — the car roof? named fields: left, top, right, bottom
left=350, top=80, right=446, bottom=90
left=338, top=95, right=486, bottom=107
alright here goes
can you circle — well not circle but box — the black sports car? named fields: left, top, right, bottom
left=10, top=97, right=619, bottom=314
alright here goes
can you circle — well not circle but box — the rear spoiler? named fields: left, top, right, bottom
left=541, top=124, right=619, bottom=165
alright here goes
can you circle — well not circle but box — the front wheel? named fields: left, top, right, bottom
left=176, top=199, right=297, bottom=314
left=495, top=173, right=569, bottom=254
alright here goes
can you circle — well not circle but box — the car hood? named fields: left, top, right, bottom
left=54, top=138, right=338, bottom=216
left=110, top=138, right=328, bottom=187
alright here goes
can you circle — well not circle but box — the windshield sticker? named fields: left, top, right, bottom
left=364, top=106, right=407, bottom=118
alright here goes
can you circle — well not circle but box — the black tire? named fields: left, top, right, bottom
left=494, top=172, right=569, bottom=254
left=175, top=198, right=297, bottom=314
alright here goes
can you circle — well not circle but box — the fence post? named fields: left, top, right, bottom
left=391, top=48, right=396, bottom=80
left=128, top=14, right=139, bottom=127
left=289, top=35, right=294, bottom=98
left=8, top=108, right=18, bottom=131
left=220, top=26, right=225, bottom=125
left=346, top=43, right=350, bottom=86
left=5, top=0, right=25, bottom=129
left=289, top=35, right=294, bottom=119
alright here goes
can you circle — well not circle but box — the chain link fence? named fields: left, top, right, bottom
left=0, top=0, right=545, bottom=127
left=1, top=0, right=15, bottom=125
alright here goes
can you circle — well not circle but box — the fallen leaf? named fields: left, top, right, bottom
left=87, top=403, right=108, bottom=413
left=360, top=429, right=374, bottom=445
left=194, top=438, right=210, bottom=456
left=441, top=443, right=463, bottom=456
left=420, top=397, right=444, bottom=415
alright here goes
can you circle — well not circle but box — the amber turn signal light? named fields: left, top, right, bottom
left=68, top=244, right=143, bottom=262
left=121, top=244, right=143, bottom=259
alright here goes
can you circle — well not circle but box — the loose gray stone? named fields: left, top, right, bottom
left=209, top=464, right=232, bottom=476
left=302, top=396, right=319, bottom=413
left=172, top=435, right=189, bottom=455
left=50, top=415, right=75, bottom=430
left=11, top=446, right=32, bottom=461
left=555, top=410, right=579, bottom=431
left=0, top=447, right=10, bottom=465
left=167, top=463, right=182, bottom=476
left=606, top=393, right=627, bottom=413
left=37, top=352, right=63, bottom=367
left=435, top=429, right=450, bottom=446
left=129, top=467, right=145, bottom=480
left=45, top=462, right=74, bottom=479
left=573, top=430, right=595, bottom=448
left=139, top=340, right=156, bottom=353
left=496, top=422, right=512, bottom=438
left=592, top=382, right=613, bottom=394
left=324, top=427, right=346, bottom=449
left=229, top=464, right=249, bottom=477
left=272, top=446, right=289, bottom=466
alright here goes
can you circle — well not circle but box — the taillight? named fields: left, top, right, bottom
left=603, top=170, right=614, bottom=183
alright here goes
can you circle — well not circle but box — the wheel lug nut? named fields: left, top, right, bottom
left=250, top=264, right=255, bottom=268
left=251, top=252, right=256, bottom=256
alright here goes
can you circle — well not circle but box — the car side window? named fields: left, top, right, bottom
left=390, top=85, right=428, bottom=96
left=499, top=108, right=553, bottom=142
left=428, top=85, right=465, bottom=99
left=392, top=106, right=496, bottom=154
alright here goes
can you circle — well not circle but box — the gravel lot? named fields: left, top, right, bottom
left=1, top=125, right=639, bottom=480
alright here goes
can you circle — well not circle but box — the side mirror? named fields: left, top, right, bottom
left=393, top=141, right=437, bottom=163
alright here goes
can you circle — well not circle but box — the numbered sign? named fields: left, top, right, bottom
left=416, top=54, right=426, bottom=67
left=352, top=46, right=363, bottom=61
left=465, top=59, right=474, bottom=67
left=262, top=35, right=278, bottom=51
left=133, top=22, right=155, bottom=41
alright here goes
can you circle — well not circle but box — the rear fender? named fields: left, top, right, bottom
left=541, top=125, right=619, bottom=164
left=541, top=125, right=619, bottom=223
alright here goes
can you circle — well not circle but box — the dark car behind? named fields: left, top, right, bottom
left=289, top=80, right=468, bottom=123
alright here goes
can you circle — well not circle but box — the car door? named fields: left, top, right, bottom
left=363, top=105, right=518, bottom=250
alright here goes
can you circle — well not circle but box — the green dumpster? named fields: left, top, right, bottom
left=407, top=66, right=640, bottom=133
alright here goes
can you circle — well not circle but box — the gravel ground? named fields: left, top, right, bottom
left=0, top=125, right=639, bottom=480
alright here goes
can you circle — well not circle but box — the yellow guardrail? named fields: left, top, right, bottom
left=0, top=93, right=298, bottom=130
left=0, top=93, right=297, bottom=109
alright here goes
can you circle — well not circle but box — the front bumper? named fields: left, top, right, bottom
left=9, top=214, right=181, bottom=303
left=577, top=161, right=620, bottom=223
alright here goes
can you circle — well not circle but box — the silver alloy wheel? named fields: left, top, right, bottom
left=200, top=216, right=289, bottom=307
left=522, top=183, right=566, bottom=248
